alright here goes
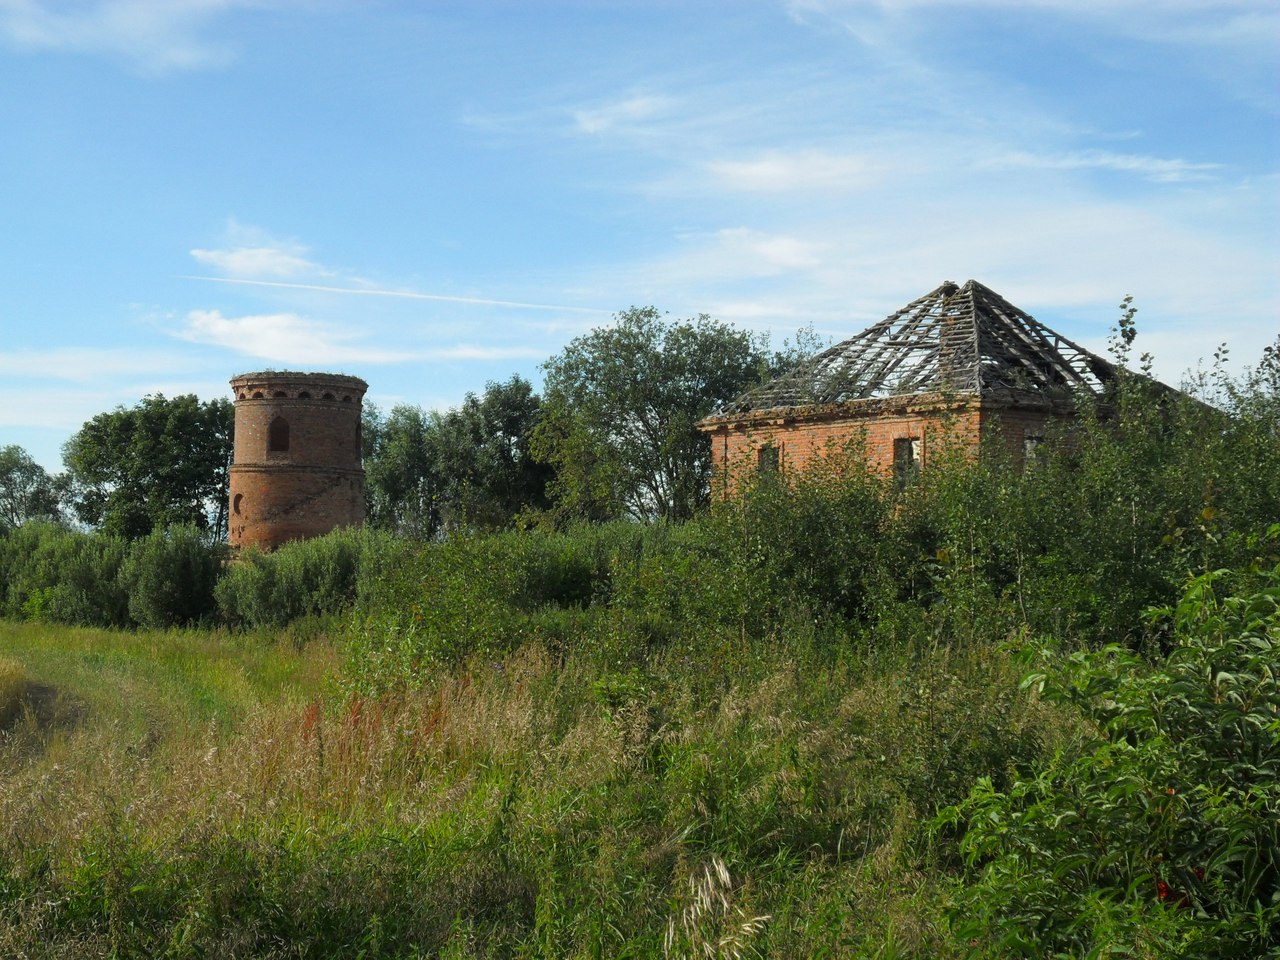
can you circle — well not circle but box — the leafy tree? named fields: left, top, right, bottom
left=365, top=377, right=552, bottom=538
left=531, top=307, right=771, bottom=522
left=0, top=445, right=61, bottom=531
left=119, top=524, right=222, bottom=628
left=365, top=403, right=440, bottom=538
left=431, top=375, right=552, bottom=530
left=62, top=394, right=233, bottom=540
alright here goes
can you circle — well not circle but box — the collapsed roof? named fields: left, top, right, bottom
left=722, top=280, right=1118, bottom=414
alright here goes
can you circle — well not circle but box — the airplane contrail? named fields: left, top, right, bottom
left=181, top=276, right=609, bottom=314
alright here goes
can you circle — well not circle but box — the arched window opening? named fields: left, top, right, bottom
left=298, top=391, right=311, bottom=399
left=273, top=390, right=287, bottom=398
left=342, top=395, right=352, bottom=402
left=252, top=391, right=264, bottom=399
left=233, top=493, right=243, bottom=515
left=237, top=391, right=246, bottom=400
left=269, top=416, right=290, bottom=453
left=322, top=392, right=335, bottom=401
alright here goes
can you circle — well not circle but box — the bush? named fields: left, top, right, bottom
left=119, top=525, right=223, bottom=628
left=216, top=527, right=393, bottom=630
left=940, top=551, right=1280, bottom=958
left=0, top=522, right=129, bottom=627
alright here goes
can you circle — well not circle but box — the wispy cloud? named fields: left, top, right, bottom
left=0, top=346, right=198, bottom=383
left=572, top=94, right=673, bottom=135
left=190, top=245, right=323, bottom=278
left=177, top=309, right=410, bottom=365
left=182, top=275, right=610, bottom=314
left=175, top=309, right=550, bottom=367
left=991, top=149, right=1224, bottom=183
left=0, top=0, right=260, bottom=74
left=708, top=149, right=883, bottom=193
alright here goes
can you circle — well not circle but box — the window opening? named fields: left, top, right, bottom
left=757, top=444, right=779, bottom=474
left=269, top=416, right=290, bottom=453
left=298, top=391, right=311, bottom=399
left=233, top=493, right=243, bottom=515
left=1023, top=435, right=1045, bottom=468
left=273, top=391, right=287, bottom=398
left=322, top=392, right=335, bottom=401
left=893, top=437, right=922, bottom=488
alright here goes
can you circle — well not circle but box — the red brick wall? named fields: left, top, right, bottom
left=228, top=372, right=368, bottom=551
left=702, top=395, right=1072, bottom=496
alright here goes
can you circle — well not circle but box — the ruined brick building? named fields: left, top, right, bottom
left=698, top=280, right=1123, bottom=492
left=228, top=371, right=368, bottom=551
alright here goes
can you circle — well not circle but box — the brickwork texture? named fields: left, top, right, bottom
left=228, top=371, right=368, bottom=551
left=702, top=393, right=1070, bottom=497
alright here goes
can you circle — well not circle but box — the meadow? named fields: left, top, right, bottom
left=0, top=376, right=1277, bottom=958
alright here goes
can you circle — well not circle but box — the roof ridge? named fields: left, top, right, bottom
left=721, top=280, right=1118, bottom=413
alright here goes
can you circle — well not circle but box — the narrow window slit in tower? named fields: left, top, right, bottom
left=269, top=416, right=290, bottom=453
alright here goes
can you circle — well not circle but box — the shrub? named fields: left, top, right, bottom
left=119, top=525, right=223, bottom=628
left=940, top=552, right=1280, bottom=958
left=0, top=522, right=129, bottom=627
left=216, top=527, right=393, bottom=629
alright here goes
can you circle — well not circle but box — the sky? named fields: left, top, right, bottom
left=2, top=0, right=1277, bottom=473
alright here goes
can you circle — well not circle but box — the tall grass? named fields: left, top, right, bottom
left=0, top=613, right=1066, bottom=957
left=0, top=656, right=26, bottom=729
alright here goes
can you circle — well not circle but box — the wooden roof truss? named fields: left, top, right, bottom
left=725, top=279, right=1117, bottom=413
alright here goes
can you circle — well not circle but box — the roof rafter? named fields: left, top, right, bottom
left=722, top=280, right=1118, bottom=414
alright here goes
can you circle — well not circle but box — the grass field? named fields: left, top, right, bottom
left=0, top=616, right=1064, bottom=958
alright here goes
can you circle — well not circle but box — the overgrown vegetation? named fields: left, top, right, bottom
left=0, top=335, right=1277, bottom=956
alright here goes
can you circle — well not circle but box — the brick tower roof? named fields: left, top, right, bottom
left=723, top=279, right=1120, bottom=414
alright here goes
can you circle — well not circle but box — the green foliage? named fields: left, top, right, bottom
left=532, top=307, right=772, bottom=522
left=119, top=525, right=223, bottom=629
left=940, top=558, right=1280, bottom=958
left=365, top=377, right=551, bottom=539
left=0, top=522, right=130, bottom=627
left=0, top=445, right=61, bottom=531
left=215, top=526, right=392, bottom=630
left=62, top=393, right=233, bottom=540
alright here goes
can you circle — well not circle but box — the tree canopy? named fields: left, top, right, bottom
left=364, top=376, right=551, bottom=538
left=531, top=307, right=774, bottom=522
left=62, top=394, right=233, bottom=540
left=0, top=445, right=61, bottom=532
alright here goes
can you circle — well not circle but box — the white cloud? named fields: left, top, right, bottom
left=572, top=94, right=673, bottom=135
left=0, top=346, right=198, bottom=382
left=190, top=219, right=328, bottom=279
left=175, top=310, right=549, bottom=367
left=0, top=0, right=261, bottom=73
left=190, top=245, right=322, bottom=278
left=708, top=150, right=882, bottom=193
left=178, top=309, right=410, bottom=365
left=990, top=150, right=1224, bottom=183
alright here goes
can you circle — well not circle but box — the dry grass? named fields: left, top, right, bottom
left=0, top=655, right=27, bottom=728
left=0, top=618, right=1063, bottom=958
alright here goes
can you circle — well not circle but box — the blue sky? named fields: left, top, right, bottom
left=2, top=0, right=1276, bottom=473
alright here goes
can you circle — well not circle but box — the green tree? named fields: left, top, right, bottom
left=365, top=377, right=552, bottom=538
left=532, top=307, right=770, bottom=522
left=365, top=403, right=440, bottom=539
left=431, top=375, right=552, bottom=530
left=62, top=394, right=233, bottom=540
left=0, top=445, right=61, bottom=531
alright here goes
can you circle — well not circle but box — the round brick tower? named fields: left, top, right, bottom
left=228, top=371, right=368, bottom=551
